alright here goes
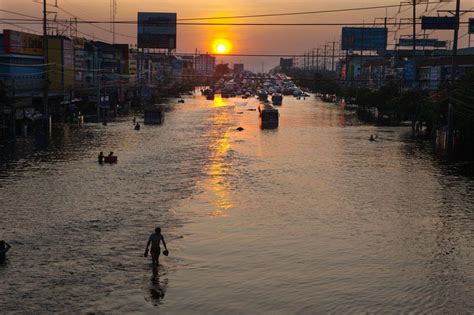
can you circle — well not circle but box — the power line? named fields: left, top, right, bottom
left=53, top=3, right=135, bottom=39
left=0, top=21, right=42, bottom=34
left=177, top=3, right=426, bottom=21
left=0, top=8, right=112, bottom=42
left=3, top=20, right=472, bottom=27
left=2, top=2, right=445, bottom=23
left=0, top=9, right=41, bottom=19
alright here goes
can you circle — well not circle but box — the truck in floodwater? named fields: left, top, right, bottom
left=258, top=102, right=279, bottom=129
left=144, top=105, right=165, bottom=125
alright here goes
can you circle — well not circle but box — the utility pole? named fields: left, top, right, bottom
left=111, top=0, right=117, bottom=44
left=331, top=41, right=336, bottom=72
left=412, top=0, right=417, bottom=86
left=42, top=0, right=49, bottom=133
left=316, top=48, right=319, bottom=71
left=447, top=0, right=462, bottom=153
left=323, top=45, right=327, bottom=71
left=97, top=73, right=101, bottom=122
left=312, top=50, right=315, bottom=70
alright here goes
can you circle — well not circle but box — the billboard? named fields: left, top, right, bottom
left=137, top=12, right=177, bottom=49
left=3, top=29, right=43, bottom=56
left=421, top=16, right=458, bottom=30
left=73, top=38, right=86, bottom=82
left=48, top=38, right=74, bottom=91
left=63, top=39, right=74, bottom=89
left=48, top=38, right=62, bottom=92
left=403, top=60, right=415, bottom=86
left=341, top=27, right=388, bottom=51
left=398, top=38, right=447, bottom=48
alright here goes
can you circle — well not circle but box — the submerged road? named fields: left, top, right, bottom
left=0, top=94, right=473, bottom=313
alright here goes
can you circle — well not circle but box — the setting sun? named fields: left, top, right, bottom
left=212, top=39, right=232, bottom=55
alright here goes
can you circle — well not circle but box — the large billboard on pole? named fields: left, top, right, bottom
left=137, top=12, right=177, bottom=49
left=421, top=16, right=458, bottom=30
left=398, top=38, right=447, bottom=48
left=341, top=27, right=388, bottom=51
left=469, top=18, right=474, bottom=34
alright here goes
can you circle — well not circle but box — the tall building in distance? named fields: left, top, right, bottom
left=195, top=54, right=216, bottom=76
left=280, top=58, right=294, bottom=70
left=233, top=63, right=244, bottom=74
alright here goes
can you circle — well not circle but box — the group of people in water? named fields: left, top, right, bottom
left=98, top=151, right=116, bottom=164
left=101, top=117, right=141, bottom=130
left=132, top=117, right=141, bottom=130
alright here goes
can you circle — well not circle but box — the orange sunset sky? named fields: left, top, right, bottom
left=1, top=0, right=471, bottom=71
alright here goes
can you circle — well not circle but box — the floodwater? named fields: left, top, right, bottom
left=0, top=94, right=473, bottom=314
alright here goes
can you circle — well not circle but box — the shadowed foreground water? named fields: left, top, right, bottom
left=0, top=95, right=473, bottom=313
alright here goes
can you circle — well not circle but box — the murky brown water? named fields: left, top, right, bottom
left=0, top=94, right=473, bottom=313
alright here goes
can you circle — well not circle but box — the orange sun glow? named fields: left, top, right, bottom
left=212, top=39, right=232, bottom=55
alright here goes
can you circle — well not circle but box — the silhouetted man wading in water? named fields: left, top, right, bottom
left=0, top=240, right=11, bottom=263
left=145, top=227, right=168, bottom=276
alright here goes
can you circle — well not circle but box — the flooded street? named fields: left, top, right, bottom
left=0, top=95, right=473, bottom=313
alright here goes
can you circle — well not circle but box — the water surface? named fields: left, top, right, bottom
left=0, top=94, right=473, bottom=313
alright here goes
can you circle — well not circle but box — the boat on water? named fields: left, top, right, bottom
left=272, top=93, right=283, bottom=106
left=104, top=156, right=118, bottom=164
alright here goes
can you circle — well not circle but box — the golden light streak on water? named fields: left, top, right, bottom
left=205, top=105, right=233, bottom=217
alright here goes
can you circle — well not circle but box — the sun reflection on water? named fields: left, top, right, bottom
left=213, top=94, right=225, bottom=107
left=205, top=104, right=234, bottom=218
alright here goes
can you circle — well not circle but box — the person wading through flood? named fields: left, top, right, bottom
left=98, top=151, right=104, bottom=164
left=0, top=240, right=11, bottom=264
left=145, top=227, right=168, bottom=277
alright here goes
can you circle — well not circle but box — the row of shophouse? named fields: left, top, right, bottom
left=0, top=29, right=216, bottom=140
left=337, top=48, right=474, bottom=90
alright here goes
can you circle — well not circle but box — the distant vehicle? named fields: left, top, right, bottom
left=272, top=93, right=283, bottom=106
left=202, top=88, right=213, bottom=96
left=206, top=92, right=215, bottom=100
left=144, top=105, right=165, bottom=125
left=257, top=90, right=268, bottom=101
left=222, top=91, right=231, bottom=98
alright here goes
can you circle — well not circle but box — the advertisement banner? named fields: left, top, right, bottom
left=398, top=38, right=446, bottom=48
left=73, top=38, right=86, bottom=82
left=63, top=39, right=74, bottom=89
left=421, top=16, right=458, bottom=30
left=3, top=29, right=43, bottom=56
left=403, top=60, right=415, bottom=85
left=48, top=38, right=62, bottom=92
left=341, top=27, right=388, bottom=51
left=137, top=12, right=177, bottom=49
left=429, top=66, right=441, bottom=89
